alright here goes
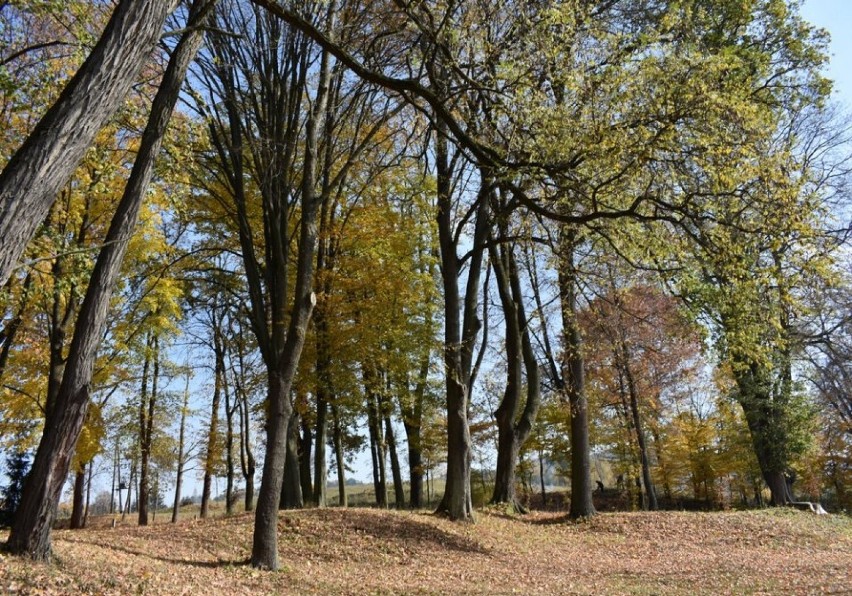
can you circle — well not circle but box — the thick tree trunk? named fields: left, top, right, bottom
left=4, top=8, right=208, bottom=559
left=737, top=364, right=793, bottom=507
left=252, top=372, right=292, bottom=568
left=0, top=0, right=174, bottom=285
left=249, top=7, right=329, bottom=567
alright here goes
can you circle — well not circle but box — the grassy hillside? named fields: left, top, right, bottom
left=1, top=508, right=850, bottom=594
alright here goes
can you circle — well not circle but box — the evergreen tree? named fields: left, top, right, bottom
left=1, top=448, right=30, bottom=527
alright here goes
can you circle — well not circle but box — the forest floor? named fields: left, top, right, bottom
left=1, top=507, right=851, bottom=594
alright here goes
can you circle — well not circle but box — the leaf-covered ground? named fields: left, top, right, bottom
left=1, top=508, right=850, bottom=594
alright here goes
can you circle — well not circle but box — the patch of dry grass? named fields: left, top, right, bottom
left=1, top=508, right=850, bottom=594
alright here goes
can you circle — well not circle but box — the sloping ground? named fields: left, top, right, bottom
left=1, top=508, right=850, bottom=594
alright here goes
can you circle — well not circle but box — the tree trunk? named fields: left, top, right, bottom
left=489, top=237, right=524, bottom=510
left=366, top=384, right=387, bottom=508
left=298, top=414, right=313, bottom=505
left=238, top=379, right=256, bottom=513
left=202, top=319, right=225, bottom=519
left=4, top=7, right=209, bottom=559
left=487, top=219, right=540, bottom=512
left=172, top=371, right=190, bottom=523
left=313, top=395, right=328, bottom=507
left=224, top=364, right=235, bottom=516
left=623, top=355, right=658, bottom=511
left=559, top=229, right=596, bottom=519
left=332, top=404, right=347, bottom=507
left=138, top=333, right=155, bottom=526
left=84, top=462, right=92, bottom=527
left=110, top=437, right=118, bottom=515
left=0, top=0, right=174, bottom=285
left=252, top=372, right=292, bottom=569
left=280, top=411, right=304, bottom=509
left=433, top=127, right=486, bottom=522
left=70, top=465, right=85, bottom=530
left=233, top=327, right=255, bottom=512
left=384, top=410, right=405, bottom=509
left=249, top=7, right=330, bottom=568
left=312, top=256, right=333, bottom=507
left=402, top=358, right=428, bottom=509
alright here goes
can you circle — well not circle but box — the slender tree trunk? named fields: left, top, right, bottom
left=123, top=462, right=134, bottom=520
left=233, top=327, right=255, bottom=512
left=384, top=410, right=405, bottom=508
left=487, top=221, right=540, bottom=512
left=138, top=333, right=155, bottom=526
left=332, top=404, right=347, bottom=507
left=84, top=462, right=92, bottom=527
left=402, top=358, right=428, bottom=509
left=238, top=381, right=255, bottom=512
left=224, top=365, right=235, bottom=516
left=110, top=437, right=118, bottom=515
left=0, top=0, right=174, bottom=285
left=4, top=7, right=209, bottom=558
left=70, top=465, right=85, bottom=529
left=489, top=237, right=524, bottom=510
left=0, top=273, right=33, bottom=381
left=622, top=350, right=658, bottom=511
left=298, top=414, right=313, bottom=505
left=172, top=371, right=190, bottom=523
left=202, top=319, right=225, bottom=519
left=366, top=384, right=387, bottom=507
left=280, top=411, right=304, bottom=509
left=560, top=229, right=596, bottom=519
left=313, top=396, right=328, bottom=507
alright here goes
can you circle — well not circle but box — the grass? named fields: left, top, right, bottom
left=1, top=506, right=850, bottom=594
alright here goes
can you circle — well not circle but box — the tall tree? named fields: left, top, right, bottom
left=0, top=0, right=175, bottom=284
left=5, top=1, right=213, bottom=559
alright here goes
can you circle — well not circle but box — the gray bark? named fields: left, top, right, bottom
left=4, top=3, right=209, bottom=558
left=0, top=0, right=174, bottom=285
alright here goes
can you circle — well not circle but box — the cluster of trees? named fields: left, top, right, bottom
left=1, top=0, right=851, bottom=572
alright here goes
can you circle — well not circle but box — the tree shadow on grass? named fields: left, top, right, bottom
left=302, top=509, right=491, bottom=556
left=60, top=534, right=250, bottom=569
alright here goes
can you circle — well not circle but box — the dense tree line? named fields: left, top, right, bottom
left=0, top=0, right=850, bottom=571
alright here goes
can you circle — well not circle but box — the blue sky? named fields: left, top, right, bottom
left=801, top=0, right=852, bottom=103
